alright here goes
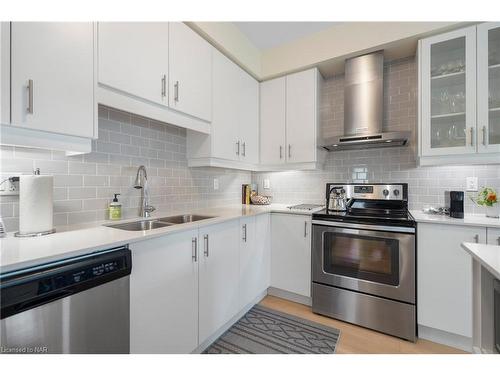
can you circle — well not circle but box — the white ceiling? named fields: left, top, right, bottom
left=233, top=22, right=342, bottom=50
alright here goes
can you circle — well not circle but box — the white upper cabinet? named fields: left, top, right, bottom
left=10, top=22, right=95, bottom=138
left=211, top=49, right=241, bottom=161
left=286, top=69, right=319, bottom=163
left=260, top=68, right=324, bottom=170
left=169, top=22, right=212, bottom=122
left=477, top=22, right=500, bottom=154
left=237, top=65, right=260, bottom=165
left=420, top=26, right=476, bottom=157
left=98, top=22, right=169, bottom=106
left=419, top=23, right=500, bottom=165
left=260, top=77, right=286, bottom=165
left=0, top=23, right=9, bottom=125
left=186, top=49, right=259, bottom=169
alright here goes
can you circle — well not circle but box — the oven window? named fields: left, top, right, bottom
left=323, top=232, right=400, bottom=286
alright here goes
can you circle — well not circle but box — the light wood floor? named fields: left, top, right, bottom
left=259, top=295, right=466, bottom=354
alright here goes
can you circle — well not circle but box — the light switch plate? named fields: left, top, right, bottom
left=466, top=177, right=478, bottom=192
left=263, top=179, right=270, bottom=189
left=213, top=178, right=219, bottom=191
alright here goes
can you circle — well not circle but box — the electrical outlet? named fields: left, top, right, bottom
left=466, top=177, right=478, bottom=192
left=263, top=179, right=270, bottom=189
left=213, top=178, right=219, bottom=191
left=0, top=175, right=20, bottom=196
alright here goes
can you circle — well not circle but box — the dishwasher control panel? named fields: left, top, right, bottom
left=0, top=247, right=132, bottom=319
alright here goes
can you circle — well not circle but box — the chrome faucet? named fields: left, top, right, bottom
left=134, top=165, right=156, bottom=218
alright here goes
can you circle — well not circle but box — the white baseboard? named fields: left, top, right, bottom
left=267, top=287, right=311, bottom=306
left=418, top=324, right=472, bottom=352
left=192, top=289, right=268, bottom=354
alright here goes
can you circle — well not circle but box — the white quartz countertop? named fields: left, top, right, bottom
left=0, top=203, right=323, bottom=274
left=461, top=242, right=500, bottom=280
left=411, top=210, right=500, bottom=228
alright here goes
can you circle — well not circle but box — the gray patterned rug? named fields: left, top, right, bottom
left=203, top=305, right=340, bottom=354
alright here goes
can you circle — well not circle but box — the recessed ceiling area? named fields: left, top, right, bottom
left=233, top=22, right=342, bottom=50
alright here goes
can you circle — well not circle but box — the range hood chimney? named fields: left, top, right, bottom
left=322, top=51, right=410, bottom=151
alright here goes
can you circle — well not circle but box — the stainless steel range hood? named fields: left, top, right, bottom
left=322, top=51, right=410, bottom=151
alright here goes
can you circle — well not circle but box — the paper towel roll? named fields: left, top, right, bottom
left=19, top=175, right=54, bottom=234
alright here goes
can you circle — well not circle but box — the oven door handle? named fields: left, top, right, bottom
left=312, top=220, right=415, bottom=234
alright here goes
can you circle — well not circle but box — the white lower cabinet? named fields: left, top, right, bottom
left=239, top=214, right=271, bottom=310
left=417, top=223, right=486, bottom=343
left=270, top=213, right=312, bottom=298
left=198, top=220, right=240, bottom=344
left=129, top=229, right=199, bottom=354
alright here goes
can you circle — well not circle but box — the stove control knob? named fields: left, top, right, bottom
left=382, top=189, right=389, bottom=197
left=393, top=189, right=400, bottom=196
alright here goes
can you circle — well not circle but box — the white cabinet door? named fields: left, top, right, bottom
left=255, top=213, right=271, bottom=294
left=238, top=70, right=260, bottom=165
left=420, top=26, right=477, bottom=156
left=260, top=77, right=286, bottom=165
left=487, top=227, right=500, bottom=245
left=286, top=69, right=318, bottom=163
left=211, top=49, right=242, bottom=161
left=0, top=23, right=9, bottom=124
left=130, top=229, right=199, bottom=354
left=239, top=216, right=256, bottom=309
left=10, top=22, right=95, bottom=138
left=169, top=22, right=212, bottom=122
left=417, top=223, right=486, bottom=338
left=199, top=220, right=240, bottom=344
left=271, top=214, right=311, bottom=297
left=98, top=22, right=168, bottom=106
left=477, top=22, right=500, bottom=154
left=239, top=214, right=270, bottom=310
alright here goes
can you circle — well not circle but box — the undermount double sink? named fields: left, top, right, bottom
left=106, top=214, right=215, bottom=231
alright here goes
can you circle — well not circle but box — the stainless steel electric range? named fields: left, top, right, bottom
left=311, top=183, right=416, bottom=342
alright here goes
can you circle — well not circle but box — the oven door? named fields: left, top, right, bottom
left=312, top=221, right=415, bottom=303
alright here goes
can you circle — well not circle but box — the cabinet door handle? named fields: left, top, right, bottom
left=192, top=237, right=198, bottom=262
left=469, top=127, right=474, bottom=147
left=279, top=146, right=283, bottom=159
left=174, top=81, right=179, bottom=102
left=242, top=142, right=246, bottom=157
left=242, top=224, right=247, bottom=242
left=304, top=221, right=307, bottom=237
left=204, top=234, right=209, bottom=257
left=27, top=79, right=34, bottom=114
left=288, top=144, right=292, bottom=158
left=161, top=74, right=167, bottom=98
left=481, top=126, right=487, bottom=146
left=474, top=234, right=479, bottom=243
left=236, top=141, right=240, bottom=155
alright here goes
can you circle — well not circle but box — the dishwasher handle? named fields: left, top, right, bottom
left=0, top=246, right=132, bottom=320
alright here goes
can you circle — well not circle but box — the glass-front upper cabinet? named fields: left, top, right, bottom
left=420, top=26, right=476, bottom=156
left=477, top=22, right=500, bottom=153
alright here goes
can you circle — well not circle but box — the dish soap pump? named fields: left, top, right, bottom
left=109, top=193, right=122, bottom=220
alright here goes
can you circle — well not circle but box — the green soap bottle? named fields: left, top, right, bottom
left=109, top=193, right=122, bottom=220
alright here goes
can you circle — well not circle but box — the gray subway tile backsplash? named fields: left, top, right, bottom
left=0, top=105, right=251, bottom=232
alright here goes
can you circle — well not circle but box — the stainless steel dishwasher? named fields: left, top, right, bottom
left=0, top=246, right=131, bottom=354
